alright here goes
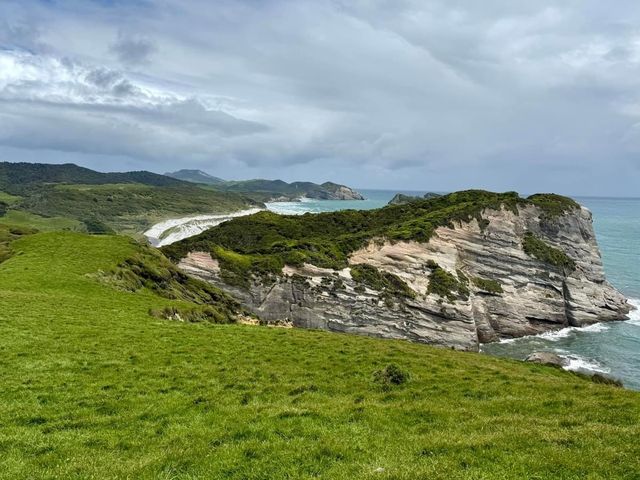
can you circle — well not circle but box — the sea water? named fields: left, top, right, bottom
left=269, top=191, right=640, bottom=389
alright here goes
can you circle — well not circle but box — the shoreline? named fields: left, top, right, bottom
left=144, top=208, right=264, bottom=247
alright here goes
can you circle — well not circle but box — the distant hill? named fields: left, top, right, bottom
left=166, top=169, right=364, bottom=201
left=0, top=162, right=184, bottom=193
left=164, top=169, right=226, bottom=185
left=0, top=162, right=260, bottom=236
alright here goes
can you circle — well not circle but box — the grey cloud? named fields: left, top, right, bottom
left=110, top=32, right=157, bottom=66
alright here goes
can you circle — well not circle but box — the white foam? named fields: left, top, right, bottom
left=561, top=354, right=610, bottom=374
left=144, top=208, right=263, bottom=247
left=265, top=200, right=314, bottom=216
left=535, top=322, right=611, bottom=342
left=626, top=298, right=640, bottom=326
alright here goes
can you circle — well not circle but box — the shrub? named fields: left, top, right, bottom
left=522, top=233, right=576, bottom=272
left=528, top=193, right=579, bottom=218
left=373, top=364, right=410, bottom=390
left=350, top=264, right=415, bottom=299
left=427, top=266, right=469, bottom=302
left=472, top=277, right=503, bottom=294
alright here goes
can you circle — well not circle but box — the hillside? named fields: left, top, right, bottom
left=166, top=169, right=365, bottom=201
left=164, top=169, right=226, bottom=185
left=164, top=190, right=629, bottom=349
left=0, top=162, right=184, bottom=192
left=0, top=163, right=260, bottom=236
left=0, top=227, right=639, bottom=478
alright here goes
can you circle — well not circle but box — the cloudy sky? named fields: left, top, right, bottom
left=1, top=0, right=639, bottom=195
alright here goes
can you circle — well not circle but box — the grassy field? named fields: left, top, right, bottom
left=0, top=232, right=639, bottom=479
left=0, top=210, right=85, bottom=232
left=0, top=182, right=260, bottom=237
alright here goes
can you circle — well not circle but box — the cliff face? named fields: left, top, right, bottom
left=177, top=203, right=629, bottom=351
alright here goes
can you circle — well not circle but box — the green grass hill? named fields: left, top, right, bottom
left=0, top=162, right=260, bottom=236
left=0, top=228, right=638, bottom=479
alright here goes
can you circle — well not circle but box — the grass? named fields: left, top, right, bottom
left=0, top=231, right=639, bottom=478
left=10, top=183, right=259, bottom=236
left=0, top=210, right=85, bottom=232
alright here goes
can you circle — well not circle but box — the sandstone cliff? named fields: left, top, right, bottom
left=172, top=194, right=629, bottom=351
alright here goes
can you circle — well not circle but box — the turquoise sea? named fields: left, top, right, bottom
left=267, top=191, right=640, bottom=389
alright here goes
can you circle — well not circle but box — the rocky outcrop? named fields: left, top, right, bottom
left=525, top=352, right=568, bottom=367
left=319, top=182, right=365, bottom=200
left=177, top=203, right=629, bottom=351
left=388, top=192, right=441, bottom=205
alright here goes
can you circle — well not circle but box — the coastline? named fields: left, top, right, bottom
left=144, top=208, right=264, bottom=247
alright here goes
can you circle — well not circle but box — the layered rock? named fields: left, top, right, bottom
left=177, top=203, right=629, bottom=351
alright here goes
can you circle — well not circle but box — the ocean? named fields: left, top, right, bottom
left=269, top=191, right=640, bottom=390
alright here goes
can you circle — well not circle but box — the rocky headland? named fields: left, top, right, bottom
left=165, top=191, right=630, bottom=351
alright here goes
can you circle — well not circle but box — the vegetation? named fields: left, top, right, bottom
left=166, top=190, right=579, bottom=286
left=528, top=193, right=580, bottom=219
left=0, top=162, right=184, bottom=192
left=523, top=232, right=576, bottom=272
left=350, top=264, right=416, bottom=299
left=0, top=162, right=261, bottom=236
left=372, top=364, right=411, bottom=390
left=472, top=277, right=504, bottom=294
left=427, top=264, right=470, bottom=302
left=1, top=231, right=639, bottom=478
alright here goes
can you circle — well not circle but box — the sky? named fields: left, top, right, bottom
left=0, top=0, right=639, bottom=196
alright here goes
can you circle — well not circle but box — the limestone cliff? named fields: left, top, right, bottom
left=174, top=196, right=629, bottom=351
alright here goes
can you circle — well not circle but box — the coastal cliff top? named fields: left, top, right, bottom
left=163, top=189, right=580, bottom=274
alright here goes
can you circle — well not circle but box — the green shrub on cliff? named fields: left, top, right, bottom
left=522, top=232, right=576, bottom=272
left=350, top=264, right=415, bottom=299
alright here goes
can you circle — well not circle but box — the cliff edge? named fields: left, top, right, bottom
left=166, top=191, right=630, bottom=351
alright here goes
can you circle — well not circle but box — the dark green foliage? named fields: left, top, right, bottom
left=149, top=305, right=236, bottom=324
left=472, top=277, right=504, bottom=294
left=0, top=201, right=6, bottom=217
left=165, top=190, right=534, bottom=276
left=101, top=247, right=242, bottom=323
left=528, top=193, right=580, bottom=218
left=83, top=217, right=115, bottom=235
left=523, top=232, right=576, bottom=272
left=428, top=266, right=470, bottom=302
left=373, top=364, right=410, bottom=390
left=456, top=269, right=469, bottom=285
left=164, top=190, right=581, bottom=288
left=0, top=162, right=185, bottom=193
left=350, top=264, right=415, bottom=299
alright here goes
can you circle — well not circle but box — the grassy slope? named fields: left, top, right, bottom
left=0, top=232, right=639, bottom=479
left=3, top=183, right=258, bottom=236
left=0, top=162, right=261, bottom=236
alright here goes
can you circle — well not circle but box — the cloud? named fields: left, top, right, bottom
left=110, top=31, right=157, bottom=66
left=0, top=0, right=639, bottom=195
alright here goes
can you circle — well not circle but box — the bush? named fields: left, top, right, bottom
left=522, top=233, right=576, bottom=272
left=427, top=265, right=469, bottom=302
left=373, top=364, right=410, bottom=390
left=472, top=277, right=503, bottom=294
left=350, top=264, right=415, bottom=299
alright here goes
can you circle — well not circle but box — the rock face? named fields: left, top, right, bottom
left=178, top=204, right=629, bottom=351
left=525, top=352, right=568, bottom=367
left=388, top=192, right=441, bottom=205
left=319, top=182, right=365, bottom=200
